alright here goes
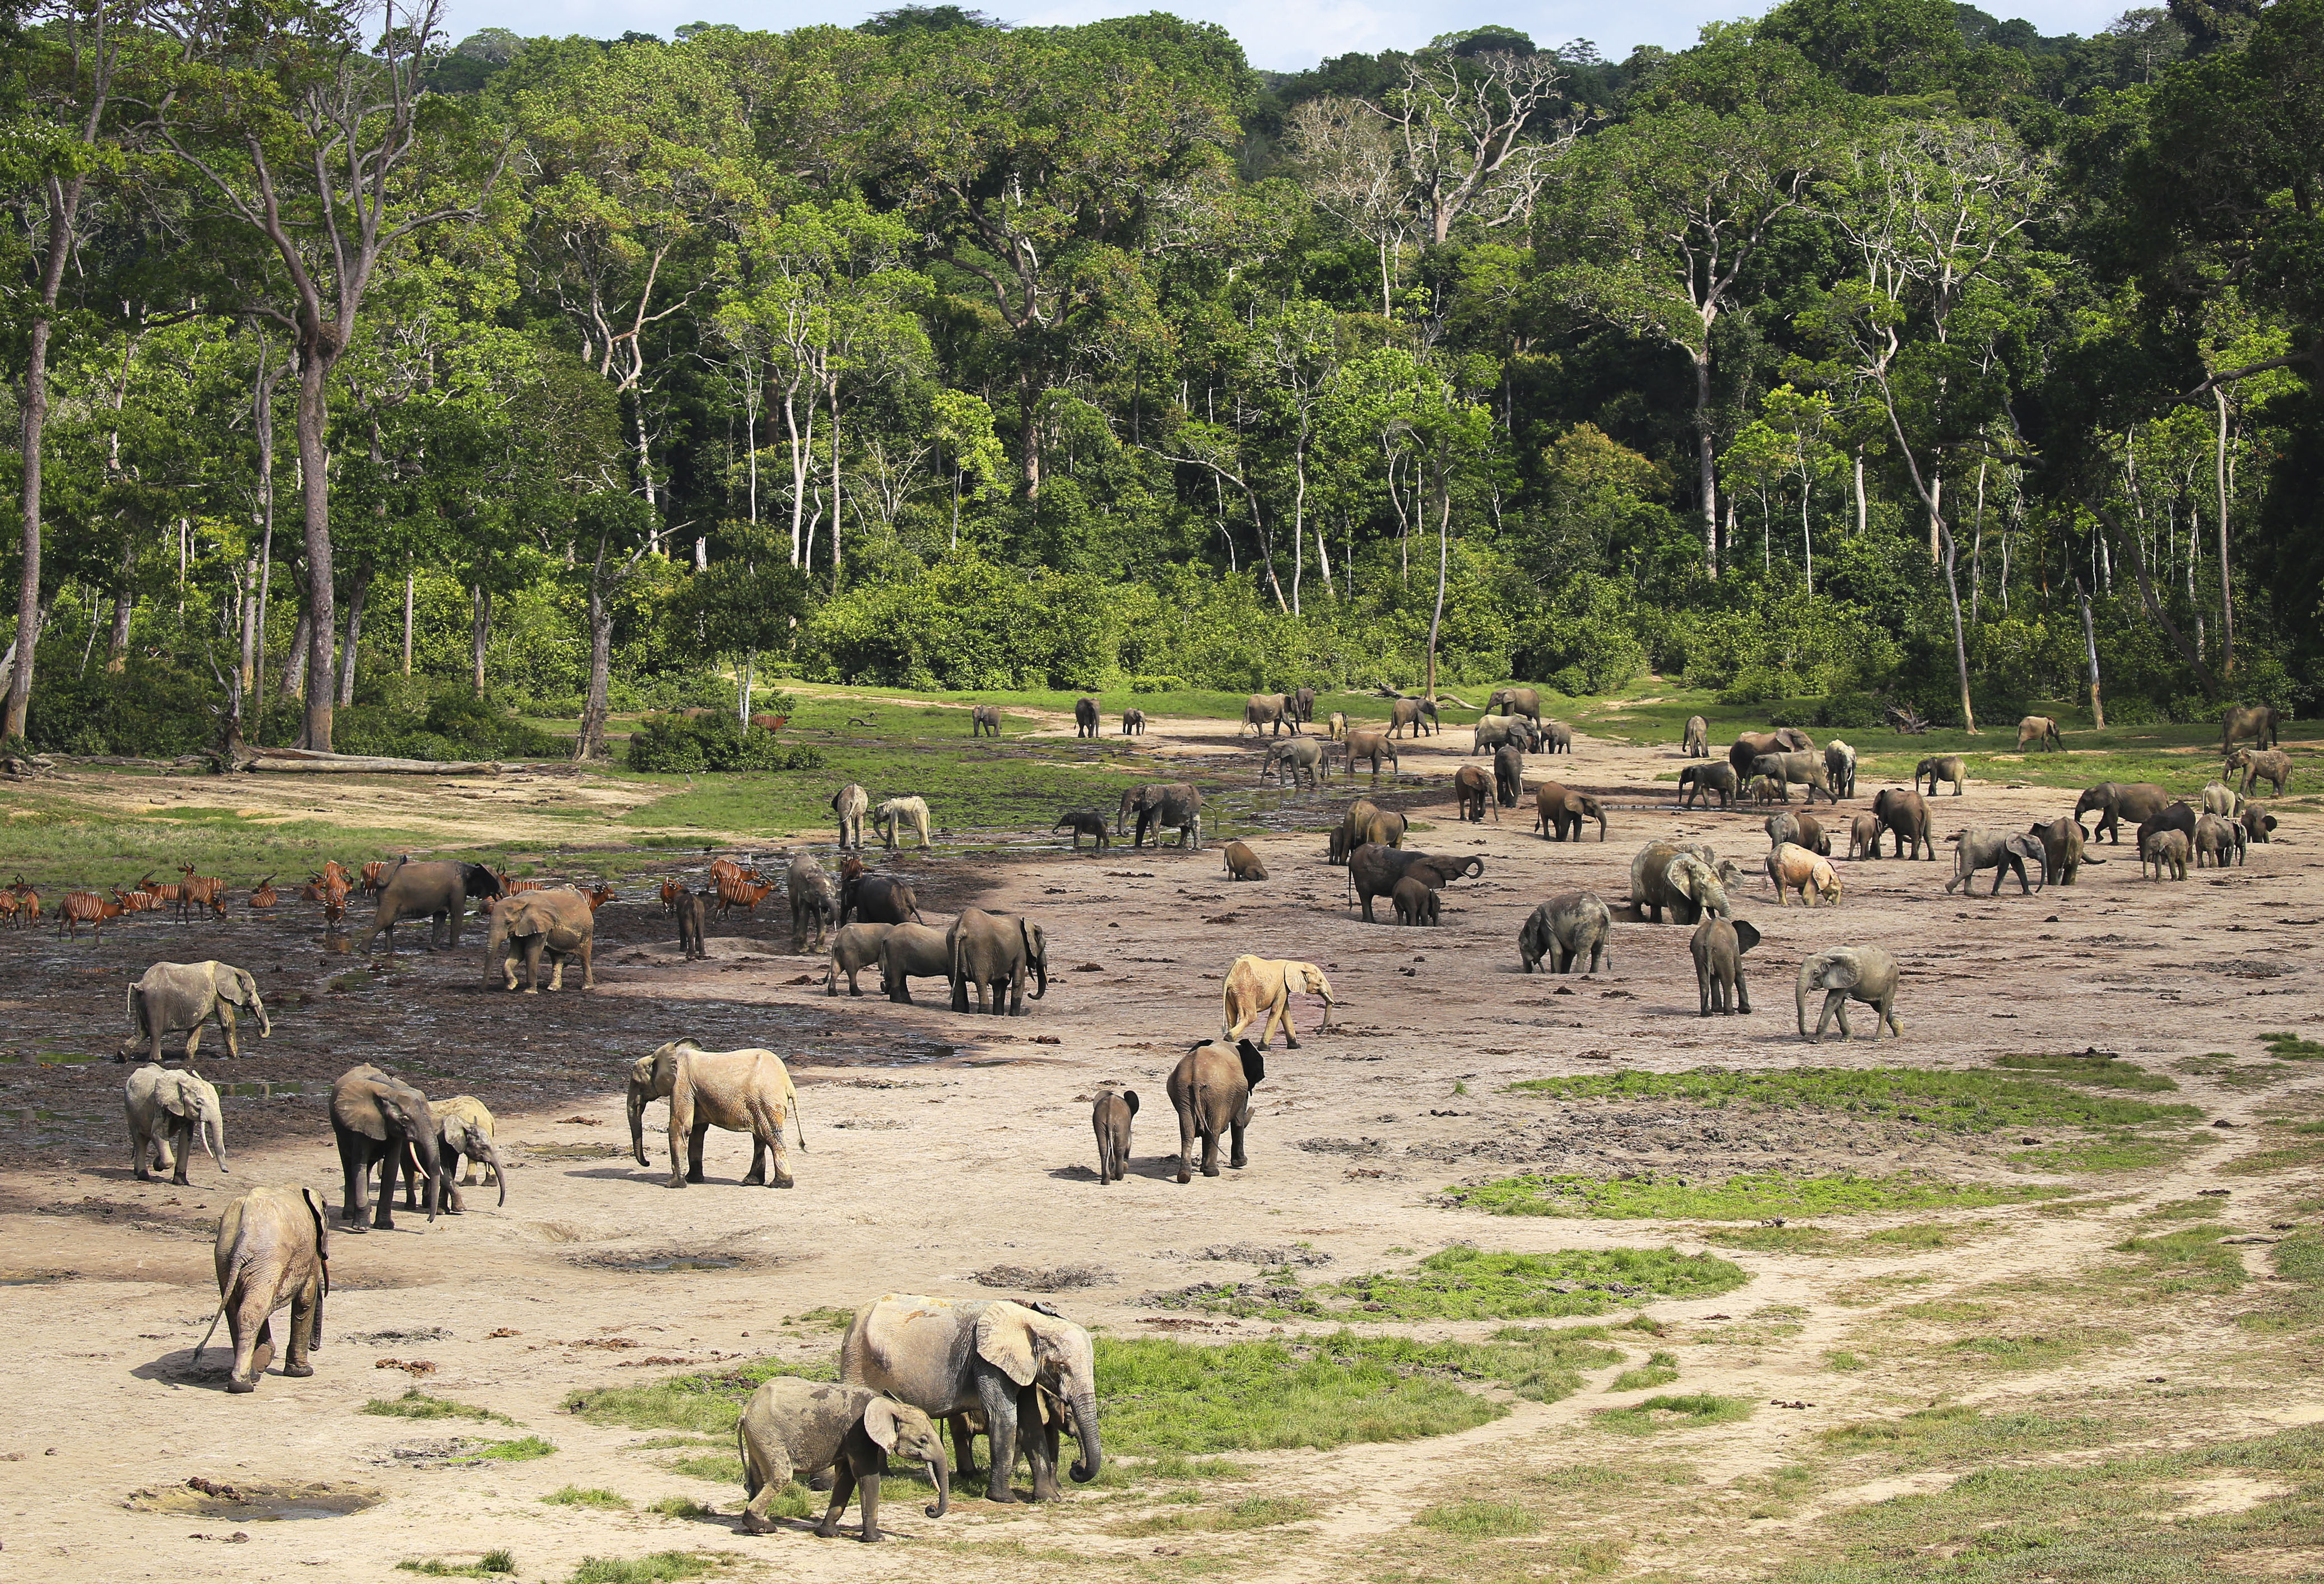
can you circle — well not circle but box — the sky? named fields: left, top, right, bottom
left=441, top=0, right=2137, bottom=72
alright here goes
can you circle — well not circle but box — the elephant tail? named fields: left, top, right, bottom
left=737, top=1415, right=760, bottom=1500
left=193, top=1298, right=229, bottom=1363
left=783, top=1062, right=807, bottom=1152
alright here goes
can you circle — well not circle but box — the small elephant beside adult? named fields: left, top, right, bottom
left=950, top=908, right=1048, bottom=1014
left=356, top=859, right=503, bottom=957
left=1391, top=876, right=1440, bottom=925
left=2075, top=781, right=2171, bottom=844
left=1052, top=810, right=1110, bottom=851
left=400, top=1096, right=508, bottom=1214
left=738, top=1377, right=950, bottom=1541
left=1346, top=845, right=1483, bottom=924
left=1628, top=841, right=1738, bottom=925
left=1453, top=765, right=1495, bottom=823
left=791, top=854, right=839, bottom=954
left=1690, top=918, right=1760, bottom=1016
left=1091, top=1090, right=1138, bottom=1183
left=1328, top=798, right=1406, bottom=863
left=486, top=888, right=597, bottom=993
left=842, top=1295, right=1100, bottom=1505
left=1727, top=729, right=1812, bottom=783
left=120, top=961, right=269, bottom=1063
left=629, top=1040, right=805, bottom=1190
left=1221, top=956, right=1335, bottom=1049
left=1943, top=829, right=2047, bottom=896
left=126, top=1066, right=227, bottom=1185
left=196, top=1184, right=327, bottom=1394
left=1677, top=763, right=1737, bottom=809
left=1518, top=891, right=1613, bottom=975
left=331, top=1064, right=443, bottom=1232
left=1797, top=946, right=1902, bottom=1041
left=2142, top=826, right=2192, bottom=880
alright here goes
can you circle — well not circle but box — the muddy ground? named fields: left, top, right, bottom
left=2, top=707, right=2321, bottom=1583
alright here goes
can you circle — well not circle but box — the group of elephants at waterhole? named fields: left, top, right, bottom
left=26, top=692, right=2297, bottom=1540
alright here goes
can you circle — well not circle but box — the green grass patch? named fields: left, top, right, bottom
left=648, top=1497, right=717, bottom=1518
left=1504, top=1065, right=2200, bottom=1133
left=2008, top=1134, right=2192, bottom=1172
left=363, top=1390, right=515, bottom=1425
left=1608, top=1350, right=1680, bottom=1391
left=565, top=1357, right=833, bottom=1434
left=2221, top=1120, right=2324, bottom=1177
left=568, top=1554, right=732, bottom=1584
left=1323, top=1245, right=1747, bottom=1319
left=398, top=1555, right=516, bottom=1580
left=1594, top=1393, right=1753, bottom=1434
left=666, top=1453, right=743, bottom=1483
left=1415, top=1499, right=1540, bottom=1536
left=2109, top=1227, right=2250, bottom=1294
left=1992, top=1052, right=2177, bottom=1091
left=2260, top=1032, right=2324, bottom=1060
left=2174, top=1053, right=2297, bottom=1089
left=1328, top=1326, right=1627, bottom=1404
left=543, top=1487, right=629, bottom=1510
left=476, top=1436, right=556, bottom=1461
left=1444, top=1171, right=2071, bottom=1221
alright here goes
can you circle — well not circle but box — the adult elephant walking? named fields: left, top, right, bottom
left=195, top=1185, right=328, bottom=1394
left=120, top=960, right=270, bottom=1063
left=1388, top=697, right=1439, bottom=738
left=329, top=1064, right=441, bottom=1232
left=949, top=908, right=1048, bottom=1014
left=970, top=705, right=1001, bottom=738
left=628, top=1039, right=805, bottom=1189
left=832, top=784, right=870, bottom=850
left=841, top=1294, right=1100, bottom=1505
left=1130, top=782, right=1203, bottom=850
left=1073, top=698, right=1100, bottom=738
left=355, top=860, right=501, bottom=957
left=2073, top=781, right=2169, bottom=844
left=1486, top=686, right=1544, bottom=723
left=1239, top=694, right=1298, bottom=738
left=1493, top=744, right=1524, bottom=807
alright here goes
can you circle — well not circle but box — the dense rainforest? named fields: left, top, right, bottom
left=2, top=0, right=2320, bottom=762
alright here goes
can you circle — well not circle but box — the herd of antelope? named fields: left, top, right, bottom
left=29, top=856, right=614, bottom=943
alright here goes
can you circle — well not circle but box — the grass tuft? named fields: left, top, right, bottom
left=1323, top=1244, right=1747, bottom=1319
left=566, top=1357, right=833, bottom=1433
left=398, top=1556, right=517, bottom=1580
left=476, top=1436, right=556, bottom=1461
left=1594, top=1393, right=1753, bottom=1434
left=568, top=1553, right=731, bottom=1584
left=543, top=1487, right=629, bottom=1510
left=364, top=1389, right=515, bottom=1425
left=1444, top=1172, right=2070, bottom=1221
left=1992, top=1052, right=2178, bottom=1091
left=1415, top=1499, right=1540, bottom=1535
left=1503, top=1065, right=2198, bottom=1131
left=649, top=1497, right=716, bottom=1518
left=1608, top=1350, right=1680, bottom=1391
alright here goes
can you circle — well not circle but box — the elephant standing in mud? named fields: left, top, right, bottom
left=1130, top=782, right=1204, bottom=850
left=1691, top=918, right=1760, bottom=1017
left=842, top=1295, right=1100, bottom=1505
left=355, top=860, right=502, bottom=956
left=487, top=889, right=596, bottom=993
left=1628, top=841, right=1737, bottom=925
left=120, top=961, right=269, bottom=1063
left=1534, top=781, right=1606, bottom=842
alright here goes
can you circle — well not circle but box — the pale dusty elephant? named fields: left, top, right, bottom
left=486, top=889, right=596, bottom=992
left=629, top=1040, right=806, bottom=1190
left=737, top=1378, right=950, bottom=1541
left=125, top=1066, right=227, bottom=1184
left=2200, top=780, right=2238, bottom=816
left=400, top=1096, right=508, bottom=1214
left=194, top=1185, right=327, bottom=1394
left=2015, top=715, right=2063, bottom=751
left=1797, top=946, right=1902, bottom=1042
left=120, top=961, right=269, bottom=1063
left=1220, top=955, right=1336, bottom=1049
left=841, top=1295, right=1100, bottom=1505
left=1682, top=715, right=1709, bottom=757
left=875, top=796, right=932, bottom=850
left=832, top=784, right=870, bottom=850
left=1766, top=842, right=1841, bottom=906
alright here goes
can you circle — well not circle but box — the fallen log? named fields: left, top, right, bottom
left=242, top=748, right=502, bottom=775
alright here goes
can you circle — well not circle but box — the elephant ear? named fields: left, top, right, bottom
left=974, top=1305, right=1041, bottom=1387
left=1123, top=1089, right=1140, bottom=1116
left=1817, top=954, right=1863, bottom=990
left=159, top=1076, right=196, bottom=1119
left=1732, top=921, right=1762, bottom=954
left=212, top=967, right=252, bottom=1007
left=862, top=1395, right=904, bottom=1452
left=1237, top=1040, right=1265, bottom=1088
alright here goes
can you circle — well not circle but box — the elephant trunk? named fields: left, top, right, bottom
left=1796, top=963, right=1814, bottom=1037
left=1028, top=927, right=1048, bottom=1001
left=480, top=1138, right=510, bottom=1208
left=412, top=1128, right=443, bottom=1221
left=1068, top=1390, right=1100, bottom=1484
left=203, top=1111, right=229, bottom=1173
left=252, top=998, right=272, bottom=1040
left=924, top=1455, right=950, bottom=1518
left=628, top=1080, right=651, bottom=1166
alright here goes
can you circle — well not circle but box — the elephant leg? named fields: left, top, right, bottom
left=230, top=1308, right=276, bottom=1392
left=282, top=1279, right=318, bottom=1377
left=1835, top=999, right=1857, bottom=1041
left=165, top=1117, right=195, bottom=1185
left=1813, top=992, right=1839, bottom=1041
left=220, top=1005, right=239, bottom=1059
left=762, top=1115, right=793, bottom=1189
left=741, top=1443, right=796, bottom=1534
left=743, top=1135, right=768, bottom=1186
left=1175, top=1103, right=1196, bottom=1185
left=687, top=1119, right=710, bottom=1184
left=853, top=1466, right=884, bottom=1540
left=374, top=1142, right=401, bottom=1230
left=977, top=1370, right=1023, bottom=1503
left=337, top=1134, right=371, bottom=1231
left=948, top=1414, right=980, bottom=1483
left=1229, top=1109, right=1249, bottom=1170
left=818, top=1464, right=858, bottom=1538
left=1881, top=999, right=1902, bottom=1039
left=1201, top=1117, right=1222, bottom=1177
left=1735, top=972, right=1751, bottom=1015
left=1023, top=1387, right=1062, bottom=1502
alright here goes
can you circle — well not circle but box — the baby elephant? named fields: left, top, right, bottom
left=2142, top=827, right=2192, bottom=880
left=1391, top=875, right=1440, bottom=925
left=1518, top=890, right=1614, bottom=975
left=1690, top=917, right=1760, bottom=1016
left=675, top=888, right=710, bottom=961
left=1052, top=810, right=1110, bottom=852
left=1797, top=945, right=1902, bottom=1042
left=1168, top=1038, right=1263, bottom=1183
left=1222, top=840, right=1268, bottom=881
left=738, top=1378, right=951, bottom=1541
left=1092, top=1089, right=1138, bottom=1183
left=1847, top=813, right=1880, bottom=860
left=126, top=1066, right=227, bottom=1184
left=1767, top=842, right=1842, bottom=906
left=1944, top=828, right=2045, bottom=896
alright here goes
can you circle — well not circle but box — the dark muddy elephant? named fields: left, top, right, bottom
left=355, top=860, right=501, bottom=956
left=1346, top=845, right=1482, bottom=923
left=1131, top=782, right=1203, bottom=850
left=1073, top=698, right=1100, bottom=738
left=329, top=1064, right=441, bottom=1232
left=2075, top=781, right=2170, bottom=844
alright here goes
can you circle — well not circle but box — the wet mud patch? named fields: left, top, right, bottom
left=1402, top=1102, right=2001, bottom=1181
left=567, top=1249, right=771, bottom=1274
left=127, top=1476, right=383, bottom=1520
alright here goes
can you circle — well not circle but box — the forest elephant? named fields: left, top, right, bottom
left=1388, top=697, right=1439, bottom=738
left=675, top=889, right=710, bottom=959
left=1767, top=842, right=1842, bottom=906
left=831, top=784, right=870, bottom=849
left=120, top=960, right=269, bottom=1063
left=2243, top=802, right=2279, bottom=844
left=970, top=705, right=1001, bottom=737
left=1342, top=730, right=1400, bottom=778
left=1486, top=686, right=1544, bottom=723
left=2193, top=812, right=2241, bottom=868
left=2228, top=747, right=2293, bottom=797
left=2201, top=780, right=2239, bottom=816
left=1917, top=754, right=1967, bottom=797
left=1683, top=715, right=1709, bottom=757
left=1493, top=744, right=1525, bottom=807
left=842, top=1296, right=1100, bottom=1505
left=2223, top=704, right=2281, bottom=753
left=1326, top=711, right=1349, bottom=740
left=1346, top=846, right=1482, bottom=923
left=1259, top=737, right=1327, bottom=788
left=842, top=873, right=921, bottom=928
left=1328, top=798, right=1405, bottom=863
left=1120, top=707, right=1147, bottom=735
left=874, top=796, right=933, bottom=851
left=1534, top=781, right=1606, bottom=842
left=1677, top=763, right=1737, bottom=808
left=877, top=923, right=953, bottom=1005
left=827, top=923, right=896, bottom=996
left=1239, top=694, right=1297, bottom=738
left=330, top=1064, right=441, bottom=1231
left=629, top=1039, right=805, bottom=1190
left=1074, top=697, right=1100, bottom=738
left=1727, top=731, right=1793, bottom=782
left=1690, top=917, right=1760, bottom=1017
left=1943, top=829, right=2045, bottom=896
left=1220, top=955, right=1335, bottom=1050
left=1169, top=1038, right=1264, bottom=1183
left=790, top=853, right=839, bottom=954
left=2074, top=781, right=2170, bottom=844
left=1797, top=945, right=1903, bottom=1041
left=1092, top=1090, right=1138, bottom=1184
left=403, top=1095, right=507, bottom=1214
left=1052, top=810, right=1109, bottom=852
left=194, top=1185, right=326, bottom=1394
left=1541, top=721, right=1575, bottom=754
left=1848, top=813, right=1880, bottom=860
left=1391, top=877, right=1440, bottom=925
left=1824, top=740, right=1857, bottom=799
left=1472, top=715, right=1532, bottom=754
left=125, top=1065, right=226, bottom=1185
left=1628, top=841, right=1739, bottom=925
left=486, top=888, right=596, bottom=993
left=1453, top=765, right=1496, bottom=823
left=1754, top=751, right=1833, bottom=803
left=2142, top=826, right=2192, bottom=881
left=1871, top=787, right=1935, bottom=859
left=949, top=908, right=1048, bottom=1014
left=2030, top=816, right=2086, bottom=884
left=1518, top=890, right=1614, bottom=975
left=1222, top=840, right=1269, bottom=880
left=737, top=1378, right=950, bottom=1541
left=1291, top=686, right=1316, bottom=723
left=1766, top=812, right=1829, bottom=855
left=2016, top=715, right=2063, bottom=751
left=355, top=859, right=501, bottom=957
left=1130, top=782, right=1204, bottom=850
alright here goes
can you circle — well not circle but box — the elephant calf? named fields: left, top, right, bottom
left=196, top=1185, right=327, bottom=1394
left=126, top=1066, right=227, bottom=1185
left=738, top=1378, right=950, bottom=1541
left=1052, top=810, right=1109, bottom=852
left=675, top=888, right=710, bottom=960
left=1518, top=891, right=1614, bottom=975
left=1797, top=945, right=1902, bottom=1042
left=1222, top=841, right=1268, bottom=881
left=1690, top=917, right=1759, bottom=1016
left=1767, top=842, right=1841, bottom=906
left=1944, top=829, right=2045, bottom=896
left=1391, top=875, right=1440, bottom=925
left=2142, top=827, right=2192, bottom=881
left=1092, top=1090, right=1138, bottom=1184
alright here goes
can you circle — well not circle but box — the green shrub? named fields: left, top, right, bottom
left=625, top=714, right=826, bottom=774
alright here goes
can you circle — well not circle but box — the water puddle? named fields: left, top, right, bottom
left=127, top=1477, right=383, bottom=1520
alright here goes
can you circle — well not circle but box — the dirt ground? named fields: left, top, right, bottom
left=2, top=707, right=2320, bottom=1583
